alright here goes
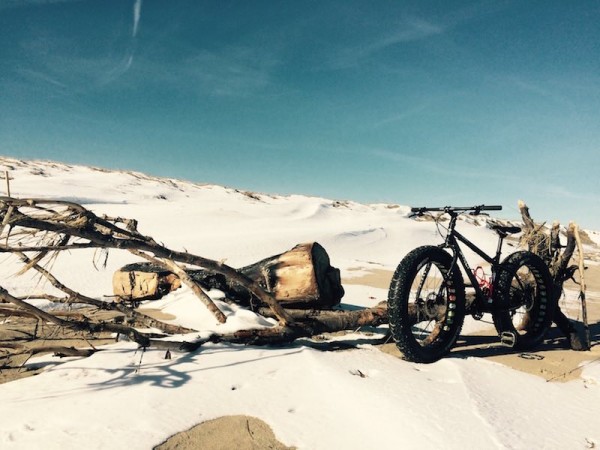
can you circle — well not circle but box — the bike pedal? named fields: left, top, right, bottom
left=500, top=331, right=517, bottom=348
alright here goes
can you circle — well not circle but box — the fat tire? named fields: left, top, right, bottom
left=492, top=251, right=555, bottom=350
left=388, top=246, right=465, bottom=363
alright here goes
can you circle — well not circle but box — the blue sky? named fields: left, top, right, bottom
left=1, top=1, right=599, bottom=228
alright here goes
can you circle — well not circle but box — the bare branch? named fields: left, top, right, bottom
left=0, top=286, right=151, bottom=347
left=0, top=196, right=293, bottom=325
left=129, top=249, right=227, bottom=324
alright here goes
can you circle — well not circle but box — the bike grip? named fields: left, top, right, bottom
left=410, top=206, right=444, bottom=212
left=481, top=205, right=502, bottom=211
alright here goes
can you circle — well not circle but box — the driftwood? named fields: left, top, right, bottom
left=14, top=250, right=197, bottom=336
left=0, top=196, right=292, bottom=325
left=114, top=242, right=345, bottom=310
left=235, top=242, right=344, bottom=309
left=0, top=196, right=386, bottom=365
left=113, top=262, right=181, bottom=301
left=199, top=303, right=389, bottom=346
left=0, top=287, right=152, bottom=346
left=573, top=225, right=590, bottom=347
left=517, top=200, right=588, bottom=350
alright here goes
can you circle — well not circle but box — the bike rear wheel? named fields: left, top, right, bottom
left=492, top=251, right=555, bottom=349
left=388, top=246, right=466, bottom=363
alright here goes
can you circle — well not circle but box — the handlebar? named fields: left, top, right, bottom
left=410, top=205, right=502, bottom=215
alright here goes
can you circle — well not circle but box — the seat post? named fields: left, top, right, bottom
left=494, top=235, right=505, bottom=263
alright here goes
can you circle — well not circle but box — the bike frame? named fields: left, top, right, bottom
left=438, top=211, right=507, bottom=312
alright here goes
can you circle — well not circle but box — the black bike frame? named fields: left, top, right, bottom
left=440, top=212, right=506, bottom=308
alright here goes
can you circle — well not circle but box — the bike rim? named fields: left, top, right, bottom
left=409, top=260, right=451, bottom=347
left=507, top=264, right=538, bottom=334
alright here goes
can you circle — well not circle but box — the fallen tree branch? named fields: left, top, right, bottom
left=213, top=304, right=389, bottom=346
left=129, top=249, right=227, bottom=324
left=573, top=224, right=590, bottom=348
left=0, top=196, right=395, bottom=362
left=258, top=304, right=388, bottom=329
left=15, top=250, right=197, bottom=335
left=0, top=286, right=151, bottom=347
left=21, top=346, right=98, bottom=358
left=0, top=197, right=293, bottom=325
left=0, top=306, right=43, bottom=320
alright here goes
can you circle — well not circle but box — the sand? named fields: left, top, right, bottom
left=1, top=267, right=597, bottom=449
left=142, top=265, right=600, bottom=448
left=358, top=267, right=600, bottom=383
left=154, top=416, right=295, bottom=450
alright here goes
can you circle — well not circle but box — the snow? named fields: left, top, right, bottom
left=0, top=157, right=599, bottom=449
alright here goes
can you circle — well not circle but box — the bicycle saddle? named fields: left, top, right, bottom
left=487, top=223, right=521, bottom=237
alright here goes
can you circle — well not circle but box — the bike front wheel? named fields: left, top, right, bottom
left=492, top=251, right=555, bottom=349
left=388, top=246, right=466, bottom=363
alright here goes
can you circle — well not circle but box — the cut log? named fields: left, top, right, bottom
left=114, top=242, right=345, bottom=309
left=113, top=262, right=182, bottom=301
left=236, top=242, right=344, bottom=309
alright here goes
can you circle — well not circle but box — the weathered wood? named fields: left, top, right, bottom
left=16, top=250, right=197, bottom=335
left=258, top=303, right=388, bottom=326
left=208, top=303, right=388, bottom=346
left=0, top=287, right=151, bottom=347
left=113, top=262, right=181, bottom=301
left=518, top=201, right=587, bottom=350
left=130, top=249, right=227, bottom=323
left=188, top=242, right=344, bottom=309
left=0, top=307, right=42, bottom=321
left=0, top=196, right=395, bottom=360
left=25, top=346, right=98, bottom=358
left=239, top=242, right=344, bottom=308
left=115, top=242, right=345, bottom=310
left=0, top=306, right=87, bottom=322
left=573, top=224, right=590, bottom=348
left=0, top=197, right=293, bottom=325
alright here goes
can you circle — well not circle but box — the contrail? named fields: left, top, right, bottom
left=133, top=0, right=142, bottom=37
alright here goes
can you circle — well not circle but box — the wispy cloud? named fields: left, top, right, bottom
left=371, top=147, right=600, bottom=212
left=370, top=147, right=522, bottom=183
left=328, top=17, right=444, bottom=69
left=179, top=46, right=280, bottom=97
left=370, top=101, right=434, bottom=129
left=370, top=148, right=434, bottom=167
left=376, top=18, right=444, bottom=47
left=499, top=75, right=562, bottom=102
left=16, top=68, right=68, bottom=90
left=10, top=0, right=143, bottom=91
left=0, top=0, right=84, bottom=11
left=100, top=54, right=135, bottom=86
left=537, top=184, right=600, bottom=203
left=14, top=39, right=136, bottom=92
left=132, top=0, right=142, bottom=38
left=320, top=1, right=514, bottom=72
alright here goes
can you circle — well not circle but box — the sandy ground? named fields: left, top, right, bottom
left=154, top=416, right=295, bottom=450
left=354, top=266, right=600, bottom=383
left=155, top=264, right=600, bottom=449
left=2, top=266, right=598, bottom=449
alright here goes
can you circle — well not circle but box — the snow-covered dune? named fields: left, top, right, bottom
left=0, top=157, right=598, bottom=450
